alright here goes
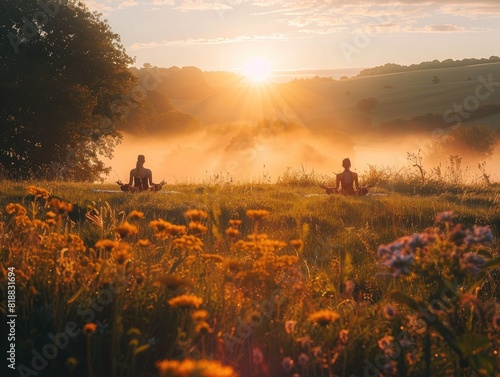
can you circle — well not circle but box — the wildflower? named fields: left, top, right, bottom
left=338, top=329, right=349, bottom=344
left=461, top=253, right=486, bottom=275
left=289, top=239, right=303, bottom=250
left=465, top=225, right=494, bottom=246
left=297, top=353, right=309, bottom=366
left=191, top=310, right=209, bottom=322
left=246, top=209, right=270, bottom=221
left=308, top=309, right=340, bottom=326
left=46, top=211, right=57, bottom=219
left=382, top=252, right=414, bottom=277
left=168, top=294, right=203, bottom=309
left=149, top=219, right=187, bottom=239
left=83, top=323, right=97, bottom=336
left=297, top=335, right=313, bottom=348
left=155, top=360, right=180, bottom=376
left=377, top=335, right=394, bottom=350
left=127, top=328, right=142, bottom=338
left=229, top=219, right=242, bottom=228
left=153, top=274, right=192, bottom=289
left=406, top=350, right=419, bottom=366
left=95, top=239, right=118, bottom=252
left=492, top=313, right=500, bottom=331
left=285, top=320, right=297, bottom=334
left=378, top=335, right=397, bottom=357
left=128, top=210, right=144, bottom=220
left=65, top=357, right=79, bottom=370
left=189, top=221, right=208, bottom=234
left=112, top=243, right=132, bottom=265
left=449, top=224, right=467, bottom=246
left=184, top=209, right=209, bottom=222
left=436, top=211, right=456, bottom=223
left=48, top=197, right=73, bottom=213
left=406, top=314, right=427, bottom=335
left=344, top=279, right=356, bottom=296
left=26, top=185, right=50, bottom=199
left=136, top=239, right=151, bottom=247
left=225, top=227, right=240, bottom=238
left=156, top=359, right=237, bottom=377
left=115, top=221, right=139, bottom=239
left=6, top=203, right=27, bottom=216
left=195, top=321, right=213, bottom=335
left=129, top=338, right=139, bottom=348
left=281, top=357, right=294, bottom=372
left=383, top=305, right=397, bottom=320
left=252, top=347, right=264, bottom=365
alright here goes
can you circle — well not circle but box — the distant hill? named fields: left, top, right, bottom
left=357, top=56, right=500, bottom=77
left=126, top=60, right=500, bottom=139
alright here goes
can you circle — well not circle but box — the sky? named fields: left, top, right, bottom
left=82, top=0, right=500, bottom=73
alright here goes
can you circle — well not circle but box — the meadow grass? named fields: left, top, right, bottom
left=0, top=179, right=498, bottom=377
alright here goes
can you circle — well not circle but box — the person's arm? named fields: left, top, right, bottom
left=335, top=173, right=341, bottom=191
left=128, top=169, right=134, bottom=186
left=147, top=169, right=155, bottom=186
left=354, top=172, right=359, bottom=190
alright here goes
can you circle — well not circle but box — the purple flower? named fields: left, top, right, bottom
left=384, top=305, right=397, bottom=320
left=465, top=225, right=494, bottom=246
left=436, top=211, right=456, bottom=223
left=461, top=253, right=486, bottom=275
left=382, top=252, right=414, bottom=277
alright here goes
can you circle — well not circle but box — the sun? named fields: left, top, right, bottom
left=242, top=56, right=271, bottom=83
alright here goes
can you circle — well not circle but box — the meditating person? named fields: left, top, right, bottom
left=335, top=158, right=359, bottom=195
left=320, top=158, right=367, bottom=196
left=117, top=155, right=163, bottom=192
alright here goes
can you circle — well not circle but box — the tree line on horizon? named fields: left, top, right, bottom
left=357, top=56, right=500, bottom=77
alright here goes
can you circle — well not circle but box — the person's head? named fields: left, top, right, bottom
left=342, top=158, right=351, bottom=169
left=136, top=155, right=145, bottom=168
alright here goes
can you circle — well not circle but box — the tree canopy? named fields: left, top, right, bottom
left=1, top=0, right=136, bottom=181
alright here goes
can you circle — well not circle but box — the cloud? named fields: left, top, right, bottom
left=423, top=24, right=468, bottom=32
left=129, top=33, right=288, bottom=50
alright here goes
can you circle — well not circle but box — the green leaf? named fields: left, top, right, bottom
left=484, top=256, right=500, bottom=269
left=390, top=291, right=420, bottom=311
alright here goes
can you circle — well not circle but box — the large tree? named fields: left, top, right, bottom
left=0, top=0, right=136, bottom=181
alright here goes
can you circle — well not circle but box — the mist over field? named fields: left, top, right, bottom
left=108, top=62, right=500, bottom=184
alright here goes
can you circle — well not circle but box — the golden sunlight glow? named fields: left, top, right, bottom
left=242, top=56, right=271, bottom=83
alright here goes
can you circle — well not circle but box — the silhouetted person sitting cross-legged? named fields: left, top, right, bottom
left=320, top=158, right=368, bottom=196
left=117, top=155, right=164, bottom=192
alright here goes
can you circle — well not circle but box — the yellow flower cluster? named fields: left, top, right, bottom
left=128, top=210, right=145, bottom=220
left=48, top=197, right=73, bottom=213
left=172, top=235, right=204, bottom=254
left=112, top=242, right=132, bottom=265
left=149, top=219, right=187, bottom=240
left=308, top=309, right=341, bottom=326
left=156, top=359, right=237, bottom=377
left=115, top=221, right=139, bottom=239
left=26, top=185, right=50, bottom=199
left=246, top=209, right=270, bottom=221
left=6, top=203, right=27, bottom=216
left=168, top=294, right=203, bottom=309
left=184, top=209, right=209, bottom=222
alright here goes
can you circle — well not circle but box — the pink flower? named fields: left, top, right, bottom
left=252, top=347, right=264, bottom=365
left=285, top=320, right=297, bottom=334
left=282, top=357, right=294, bottom=372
